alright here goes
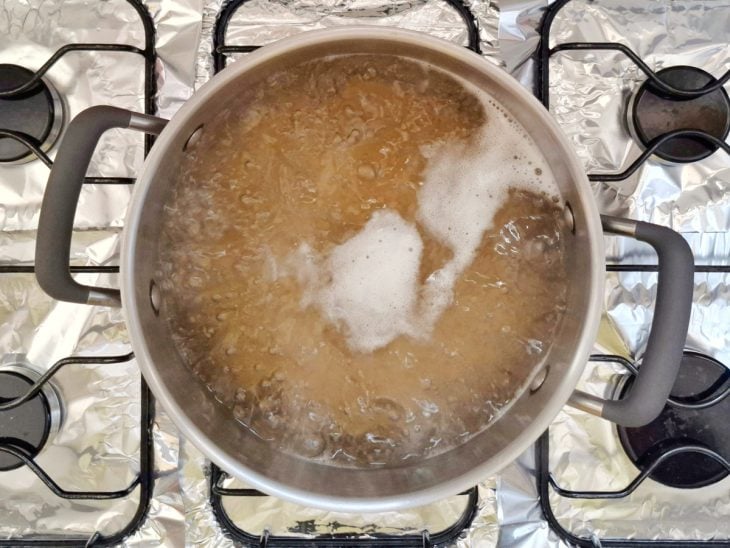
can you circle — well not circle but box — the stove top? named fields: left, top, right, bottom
left=1, top=0, right=729, bottom=546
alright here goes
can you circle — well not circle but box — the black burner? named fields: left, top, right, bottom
left=617, top=351, right=730, bottom=489
left=0, top=64, right=63, bottom=163
left=629, top=66, right=730, bottom=163
left=0, top=369, right=53, bottom=471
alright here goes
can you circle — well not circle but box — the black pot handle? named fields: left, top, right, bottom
left=569, top=215, right=694, bottom=427
left=36, top=106, right=168, bottom=307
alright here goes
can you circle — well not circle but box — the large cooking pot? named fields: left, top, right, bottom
left=35, top=28, right=694, bottom=511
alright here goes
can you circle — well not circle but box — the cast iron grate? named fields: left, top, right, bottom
left=536, top=354, right=730, bottom=547
left=0, top=0, right=157, bottom=545
left=0, top=0, right=157, bottom=280
left=212, top=0, right=481, bottom=71
left=0, top=353, right=154, bottom=547
left=210, top=465, right=480, bottom=548
left=535, top=0, right=730, bottom=277
left=535, top=0, right=730, bottom=545
left=0, top=3, right=157, bottom=181
left=210, top=0, right=481, bottom=545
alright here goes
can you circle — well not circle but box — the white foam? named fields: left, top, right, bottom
left=414, top=100, right=560, bottom=327
left=286, top=75, right=560, bottom=354
left=308, top=210, right=423, bottom=353
left=283, top=242, right=322, bottom=304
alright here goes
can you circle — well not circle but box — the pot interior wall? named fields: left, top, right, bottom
left=128, top=34, right=599, bottom=503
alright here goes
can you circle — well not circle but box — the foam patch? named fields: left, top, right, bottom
left=314, top=210, right=423, bottom=352
left=288, top=78, right=560, bottom=354
left=414, top=106, right=559, bottom=327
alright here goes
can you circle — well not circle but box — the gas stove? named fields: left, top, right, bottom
left=0, top=0, right=728, bottom=546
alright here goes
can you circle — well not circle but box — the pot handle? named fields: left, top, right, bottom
left=36, top=106, right=168, bottom=307
left=568, top=215, right=694, bottom=427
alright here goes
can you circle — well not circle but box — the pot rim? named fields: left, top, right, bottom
left=121, top=26, right=604, bottom=511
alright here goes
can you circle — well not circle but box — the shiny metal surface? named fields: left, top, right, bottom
left=598, top=216, right=637, bottom=237
left=567, top=389, right=604, bottom=417
left=2, top=0, right=727, bottom=543
left=1, top=72, right=66, bottom=166
left=497, top=0, right=730, bottom=544
left=0, top=357, right=63, bottom=438
left=122, top=27, right=605, bottom=511
left=0, top=0, right=191, bottom=543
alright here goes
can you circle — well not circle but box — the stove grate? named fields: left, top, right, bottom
left=0, top=2, right=156, bottom=181
left=0, top=1, right=158, bottom=545
left=535, top=0, right=730, bottom=545
left=536, top=354, right=730, bottom=547
left=535, top=0, right=730, bottom=278
left=536, top=430, right=730, bottom=548
left=548, top=354, right=730, bottom=498
left=212, top=0, right=481, bottom=72
left=210, top=465, right=480, bottom=548
left=0, top=353, right=154, bottom=548
left=536, top=0, right=730, bottom=184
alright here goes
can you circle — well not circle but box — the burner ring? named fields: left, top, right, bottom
left=0, top=359, right=62, bottom=471
left=616, top=351, right=730, bottom=489
left=627, top=66, right=730, bottom=163
left=0, top=64, right=65, bottom=164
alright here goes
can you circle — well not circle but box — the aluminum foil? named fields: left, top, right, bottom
left=3, top=0, right=729, bottom=546
left=0, top=0, right=195, bottom=544
left=547, top=0, right=730, bottom=262
left=0, top=274, right=177, bottom=544
left=496, top=0, right=730, bottom=545
left=194, top=0, right=501, bottom=85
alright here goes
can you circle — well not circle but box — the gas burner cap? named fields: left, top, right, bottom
left=0, top=358, right=62, bottom=471
left=0, top=64, right=64, bottom=164
left=617, top=351, right=730, bottom=489
left=628, top=66, right=730, bottom=163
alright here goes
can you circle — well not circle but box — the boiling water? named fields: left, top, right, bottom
left=157, top=54, right=569, bottom=466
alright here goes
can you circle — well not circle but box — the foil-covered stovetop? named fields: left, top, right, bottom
left=0, top=0, right=728, bottom=546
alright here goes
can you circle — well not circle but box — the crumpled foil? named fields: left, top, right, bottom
left=3, top=0, right=729, bottom=546
left=496, top=0, right=730, bottom=546
left=0, top=0, right=503, bottom=545
left=194, top=0, right=501, bottom=86
left=546, top=0, right=730, bottom=262
left=0, top=0, right=194, bottom=544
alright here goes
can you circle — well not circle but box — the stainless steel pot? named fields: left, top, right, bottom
left=35, top=28, right=694, bottom=512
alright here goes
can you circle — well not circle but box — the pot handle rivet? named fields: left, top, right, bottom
left=563, top=201, right=576, bottom=234
left=184, top=124, right=204, bottom=152
left=530, top=364, right=549, bottom=393
left=149, top=280, right=161, bottom=315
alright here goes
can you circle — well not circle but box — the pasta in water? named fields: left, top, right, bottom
left=157, top=54, right=569, bottom=466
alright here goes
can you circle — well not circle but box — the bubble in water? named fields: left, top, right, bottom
left=357, top=164, right=376, bottom=180
left=504, top=221, right=521, bottom=242
left=371, top=397, right=405, bottom=422
left=526, top=338, right=544, bottom=355
left=415, top=399, right=439, bottom=417
left=300, top=432, right=327, bottom=457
